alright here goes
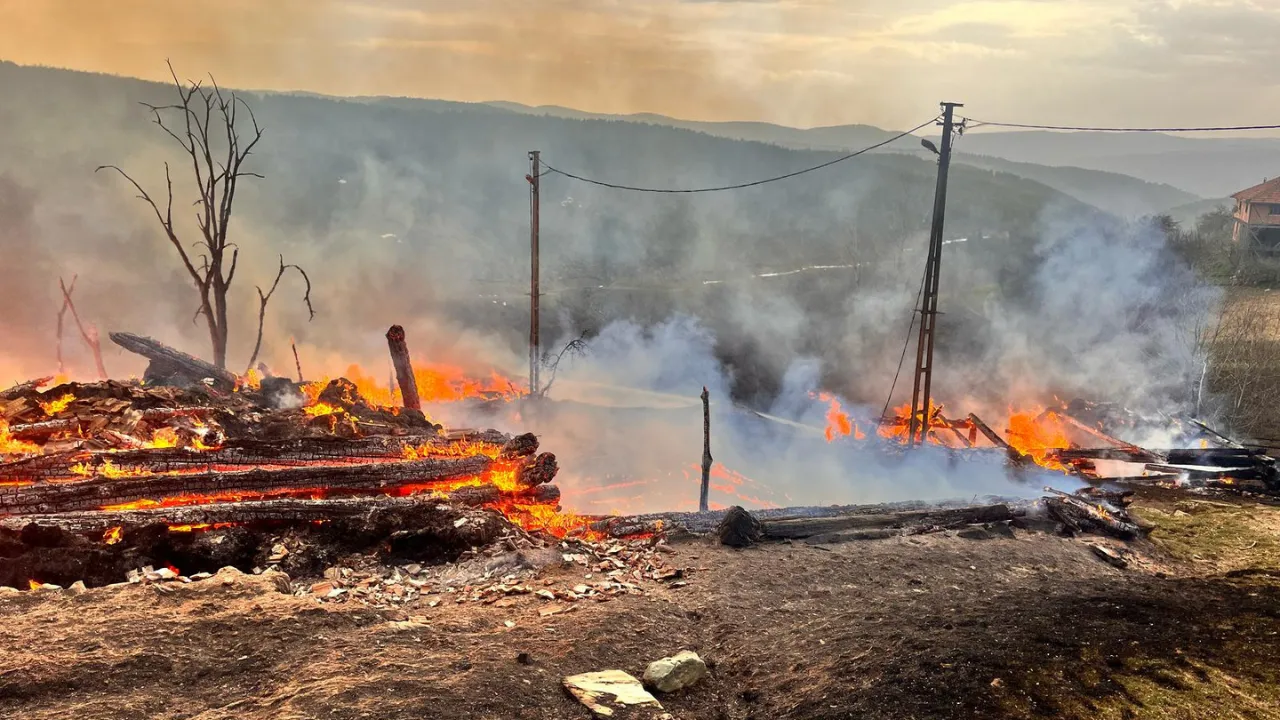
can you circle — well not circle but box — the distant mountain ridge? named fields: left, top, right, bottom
left=486, top=101, right=1204, bottom=217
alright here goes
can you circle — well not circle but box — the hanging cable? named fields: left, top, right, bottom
left=963, top=118, right=1280, bottom=133
left=541, top=118, right=939, bottom=193
left=877, top=262, right=929, bottom=430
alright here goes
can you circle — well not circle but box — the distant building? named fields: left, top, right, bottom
left=1232, top=177, right=1280, bottom=251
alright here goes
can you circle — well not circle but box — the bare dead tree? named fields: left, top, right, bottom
left=246, top=256, right=314, bottom=373
left=97, top=61, right=310, bottom=370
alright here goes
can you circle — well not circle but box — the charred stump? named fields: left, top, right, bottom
left=717, top=506, right=762, bottom=547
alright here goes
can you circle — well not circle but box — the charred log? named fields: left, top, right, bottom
left=0, top=454, right=501, bottom=515
left=1, top=486, right=562, bottom=534
left=109, top=332, right=237, bottom=390
left=499, top=432, right=540, bottom=459
left=515, top=452, right=558, bottom=488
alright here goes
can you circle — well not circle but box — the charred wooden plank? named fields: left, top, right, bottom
left=967, top=413, right=1012, bottom=450
left=0, top=455, right=500, bottom=515
left=1144, top=463, right=1271, bottom=481
left=109, top=332, right=237, bottom=390
left=0, top=484, right=562, bottom=533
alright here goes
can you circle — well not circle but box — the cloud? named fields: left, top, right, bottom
left=0, top=0, right=1277, bottom=130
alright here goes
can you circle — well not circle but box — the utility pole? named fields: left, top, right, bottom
left=527, top=151, right=541, bottom=397
left=907, top=102, right=963, bottom=447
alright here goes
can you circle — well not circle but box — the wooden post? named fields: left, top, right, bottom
left=291, top=339, right=304, bottom=382
left=700, top=386, right=712, bottom=513
left=528, top=150, right=541, bottom=397
left=385, top=325, right=421, bottom=411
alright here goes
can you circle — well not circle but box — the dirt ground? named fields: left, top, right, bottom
left=3, top=488, right=1280, bottom=720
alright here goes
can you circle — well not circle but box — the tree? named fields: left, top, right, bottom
left=98, top=62, right=311, bottom=370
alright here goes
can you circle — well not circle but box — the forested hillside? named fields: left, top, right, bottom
left=0, top=61, right=1121, bottom=407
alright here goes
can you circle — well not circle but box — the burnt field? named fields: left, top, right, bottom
left=3, top=487, right=1279, bottom=720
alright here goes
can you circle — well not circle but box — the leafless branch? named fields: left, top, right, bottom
left=245, top=255, right=315, bottom=372
left=57, top=276, right=107, bottom=379
left=537, top=332, right=590, bottom=397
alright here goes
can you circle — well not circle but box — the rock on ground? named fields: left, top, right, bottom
left=643, top=650, right=708, bottom=693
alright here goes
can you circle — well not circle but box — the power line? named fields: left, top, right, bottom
left=877, top=243, right=928, bottom=432
left=963, top=118, right=1280, bottom=133
left=541, top=118, right=939, bottom=193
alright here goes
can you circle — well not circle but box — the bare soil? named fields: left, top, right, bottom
left=3, top=489, right=1280, bottom=720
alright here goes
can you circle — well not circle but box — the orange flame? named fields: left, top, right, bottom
left=1005, top=409, right=1071, bottom=471
left=28, top=579, right=41, bottom=591
left=811, top=392, right=864, bottom=442
left=103, top=526, right=123, bottom=545
left=38, top=392, right=75, bottom=416
left=0, top=420, right=40, bottom=456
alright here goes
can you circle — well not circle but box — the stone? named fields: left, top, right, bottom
left=563, top=670, right=664, bottom=717
left=67, top=581, right=88, bottom=595
left=643, top=650, right=708, bottom=693
left=1089, top=544, right=1128, bottom=569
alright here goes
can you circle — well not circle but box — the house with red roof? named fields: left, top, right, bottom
left=1232, top=177, right=1280, bottom=250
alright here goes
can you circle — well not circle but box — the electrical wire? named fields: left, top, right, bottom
left=963, top=118, right=1280, bottom=133
left=877, top=261, right=929, bottom=430
left=541, top=118, right=939, bottom=193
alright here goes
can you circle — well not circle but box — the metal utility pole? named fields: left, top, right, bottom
left=527, top=151, right=541, bottom=397
left=907, top=102, right=963, bottom=447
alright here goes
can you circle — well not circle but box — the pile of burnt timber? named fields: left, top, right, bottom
left=0, top=334, right=563, bottom=545
left=878, top=401, right=1280, bottom=496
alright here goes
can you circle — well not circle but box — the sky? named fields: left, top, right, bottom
left=1, top=0, right=1278, bottom=130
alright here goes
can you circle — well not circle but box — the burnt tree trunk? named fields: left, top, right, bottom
left=386, top=325, right=421, bottom=411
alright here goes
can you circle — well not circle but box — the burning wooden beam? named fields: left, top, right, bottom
left=0, top=487, right=563, bottom=534
left=0, top=453, right=541, bottom=515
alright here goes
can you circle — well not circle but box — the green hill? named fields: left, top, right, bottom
left=0, top=60, right=1111, bottom=404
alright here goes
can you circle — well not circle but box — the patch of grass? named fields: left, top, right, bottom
left=1135, top=499, right=1280, bottom=574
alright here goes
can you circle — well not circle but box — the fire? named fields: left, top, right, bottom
left=811, top=392, right=864, bottom=442
left=103, top=526, right=123, bottom=544
left=168, top=522, right=234, bottom=532
left=402, top=440, right=502, bottom=460
left=147, top=427, right=180, bottom=449
left=502, top=503, right=602, bottom=540
left=71, top=458, right=144, bottom=479
left=38, top=392, right=75, bottom=416
left=0, top=420, right=40, bottom=456
left=307, top=362, right=518, bottom=410
left=1005, top=408, right=1071, bottom=471
left=303, top=402, right=341, bottom=418
left=28, top=580, right=40, bottom=591
left=238, top=368, right=263, bottom=392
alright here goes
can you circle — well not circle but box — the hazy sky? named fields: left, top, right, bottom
left=2, top=0, right=1277, bottom=130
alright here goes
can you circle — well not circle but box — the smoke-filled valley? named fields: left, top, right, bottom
left=0, top=61, right=1221, bottom=510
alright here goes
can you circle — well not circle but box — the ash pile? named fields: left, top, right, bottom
left=0, top=333, right=576, bottom=591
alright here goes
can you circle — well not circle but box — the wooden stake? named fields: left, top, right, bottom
left=291, top=339, right=304, bottom=382
left=700, top=386, right=712, bottom=513
left=385, top=325, right=421, bottom=411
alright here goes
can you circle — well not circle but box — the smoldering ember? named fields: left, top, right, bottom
left=6, top=34, right=1280, bottom=720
